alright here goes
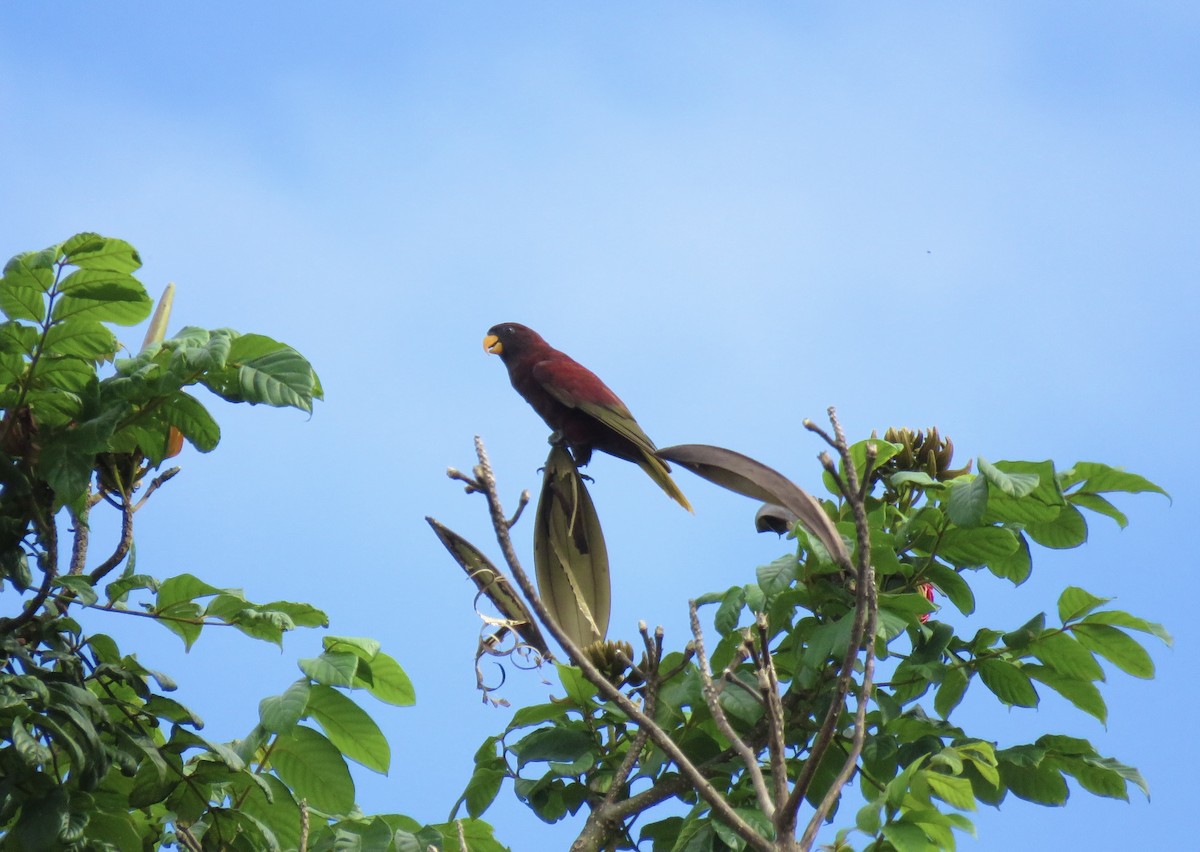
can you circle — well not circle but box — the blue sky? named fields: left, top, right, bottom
left=2, top=2, right=1197, bottom=848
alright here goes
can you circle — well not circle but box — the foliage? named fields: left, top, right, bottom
left=439, top=427, right=1168, bottom=851
left=0, top=236, right=504, bottom=851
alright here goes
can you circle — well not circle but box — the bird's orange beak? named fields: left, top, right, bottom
left=483, top=334, right=503, bottom=355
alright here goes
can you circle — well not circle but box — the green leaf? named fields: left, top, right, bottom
left=924, top=770, right=976, bottom=810
left=937, top=526, right=1019, bottom=567
left=880, top=821, right=931, bottom=852
left=1069, top=493, right=1128, bottom=528
left=976, top=659, right=1038, bottom=707
left=1062, top=461, right=1169, bottom=499
left=259, top=679, right=312, bottom=734
left=935, top=667, right=969, bottom=719
left=1000, top=761, right=1068, bottom=806
left=143, top=695, right=204, bottom=727
left=1072, top=623, right=1155, bottom=678
left=556, top=664, right=597, bottom=708
left=61, top=234, right=142, bottom=273
left=719, top=671, right=765, bottom=725
left=306, top=684, right=390, bottom=774
left=922, top=562, right=975, bottom=616
left=802, top=614, right=855, bottom=670
left=981, top=460, right=1065, bottom=526
left=55, top=575, right=98, bottom=607
left=856, top=800, right=882, bottom=835
left=269, top=725, right=355, bottom=816
left=464, top=767, right=505, bottom=819
left=507, top=708, right=572, bottom=739
left=714, top=586, right=746, bottom=634
left=1081, top=610, right=1172, bottom=645
left=52, top=270, right=151, bottom=326
left=978, top=457, right=1039, bottom=497
left=34, top=355, right=94, bottom=393
left=511, top=727, right=593, bottom=767
left=323, top=635, right=382, bottom=660
left=163, top=391, right=220, bottom=452
left=205, top=336, right=319, bottom=411
left=1057, top=586, right=1111, bottom=624
left=43, top=320, right=117, bottom=361
left=0, top=253, right=51, bottom=321
left=1002, top=612, right=1046, bottom=649
left=987, top=532, right=1032, bottom=584
left=298, top=651, right=360, bottom=687
left=1030, top=630, right=1104, bottom=681
left=234, top=773, right=302, bottom=852
left=1026, top=504, right=1088, bottom=549
left=756, top=555, right=795, bottom=597
left=1025, top=665, right=1107, bottom=724
left=351, top=651, right=416, bottom=706
left=11, top=716, right=53, bottom=766
left=946, top=474, right=988, bottom=526
left=156, top=573, right=222, bottom=608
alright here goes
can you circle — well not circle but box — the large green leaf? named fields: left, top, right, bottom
left=945, top=474, right=988, bottom=526
left=1026, top=504, right=1088, bottom=549
left=1029, top=631, right=1104, bottom=681
left=1072, top=624, right=1154, bottom=678
left=269, top=725, right=355, bottom=816
left=52, top=269, right=151, bottom=325
left=61, top=233, right=142, bottom=273
left=306, top=684, right=390, bottom=773
left=1061, top=461, right=1169, bottom=499
left=1057, top=586, right=1111, bottom=624
left=0, top=251, right=52, bottom=320
left=937, top=526, right=1019, bottom=567
left=298, top=651, right=360, bottom=687
left=976, top=659, right=1038, bottom=707
left=43, top=319, right=117, bottom=361
left=259, top=679, right=312, bottom=734
left=162, top=390, right=220, bottom=452
left=1000, top=760, right=1068, bottom=806
left=233, top=773, right=302, bottom=852
left=978, top=457, right=1040, bottom=497
left=1024, top=665, right=1107, bottom=724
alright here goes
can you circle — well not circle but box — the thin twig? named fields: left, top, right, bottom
left=133, top=466, right=180, bottom=510
left=690, top=600, right=776, bottom=820
left=757, top=614, right=789, bottom=812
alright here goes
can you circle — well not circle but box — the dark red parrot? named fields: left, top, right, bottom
left=483, top=323, right=692, bottom=512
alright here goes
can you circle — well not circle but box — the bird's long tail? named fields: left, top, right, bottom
left=638, top=452, right=693, bottom=512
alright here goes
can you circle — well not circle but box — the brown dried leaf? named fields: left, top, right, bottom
left=658, top=443, right=849, bottom=565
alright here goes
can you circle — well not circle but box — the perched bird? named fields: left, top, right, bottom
left=483, top=323, right=692, bottom=512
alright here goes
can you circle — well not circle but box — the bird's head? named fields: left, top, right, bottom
left=483, top=323, right=545, bottom=360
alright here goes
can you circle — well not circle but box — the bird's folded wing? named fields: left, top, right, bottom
left=532, top=359, right=658, bottom=453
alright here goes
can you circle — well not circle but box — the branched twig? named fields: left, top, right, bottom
left=466, top=436, right=774, bottom=852
left=691, top=601, right=775, bottom=818
left=777, top=407, right=879, bottom=850
left=133, top=466, right=180, bottom=510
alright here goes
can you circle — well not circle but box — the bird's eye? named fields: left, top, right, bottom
left=506, top=326, right=514, bottom=334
